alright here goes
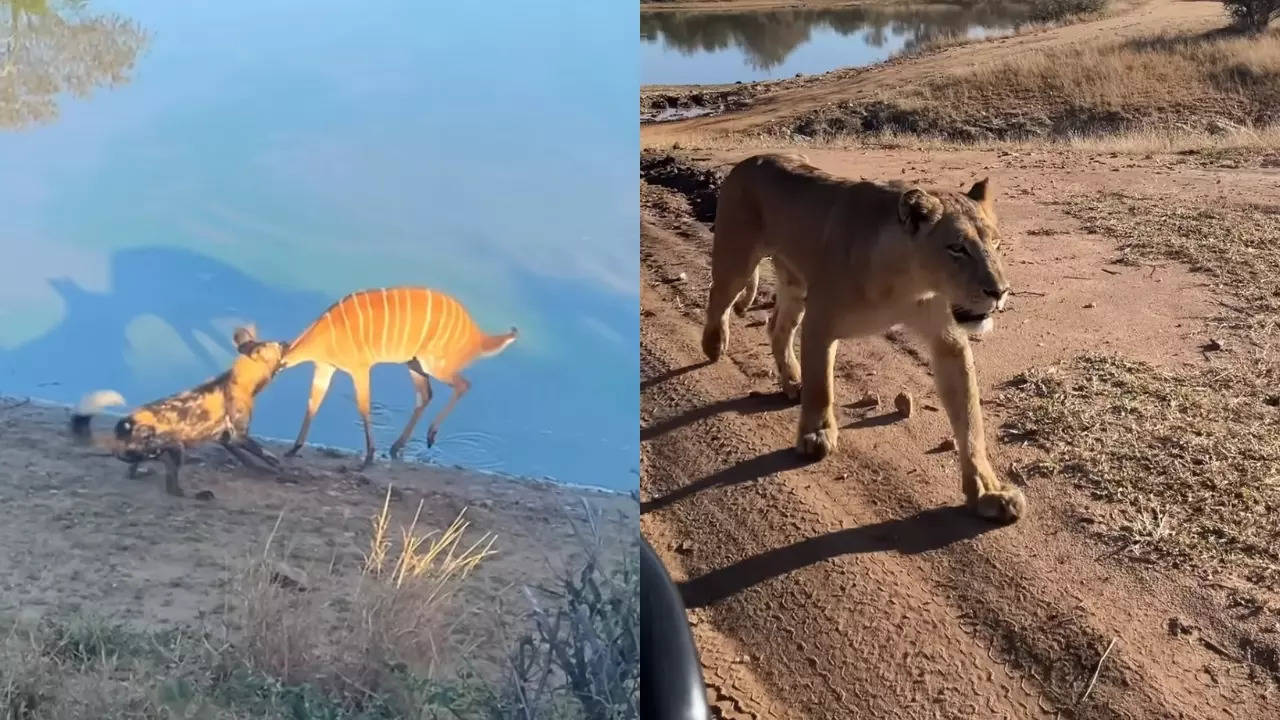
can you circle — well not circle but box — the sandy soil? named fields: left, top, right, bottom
left=639, top=139, right=1280, bottom=716
left=0, top=398, right=636, bottom=678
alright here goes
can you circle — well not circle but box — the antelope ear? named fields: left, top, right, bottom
left=897, top=188, right=943, bottom=235
left=232, top=324, right=257, bottom=352
left=966, top=177, right=993, bottom=210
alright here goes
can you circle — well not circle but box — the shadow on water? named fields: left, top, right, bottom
left=0, top=245, right=332, bottom=403
left=0, top=0, right=150, bottom=129
left=0, top=244, right=639, bottom=490
left=642, top=2, right=1034, bottom=83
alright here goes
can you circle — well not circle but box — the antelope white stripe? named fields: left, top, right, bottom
left=416, top=291, right=433, bottom=351
left=337, top=296, right=357, bottom=357
left=380, top=288, right=390, bottom=359
left=399, top=289, right=414, bottom=354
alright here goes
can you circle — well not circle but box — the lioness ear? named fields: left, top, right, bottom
left=233, top=325, right=257, bottom=352
left=898, top=188, right=943, bottom=235
left=967, top=177, right=993, bottom=210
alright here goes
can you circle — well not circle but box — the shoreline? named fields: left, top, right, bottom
left=14, top=393, right=635, bottom=498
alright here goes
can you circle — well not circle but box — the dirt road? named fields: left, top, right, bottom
left=639, top=145, right=1280, bottom=718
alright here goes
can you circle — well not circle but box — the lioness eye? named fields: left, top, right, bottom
left=947, top=244, right=969, bottom=257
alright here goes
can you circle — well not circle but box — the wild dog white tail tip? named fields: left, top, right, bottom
left=76, top=390, right=127, bottom=415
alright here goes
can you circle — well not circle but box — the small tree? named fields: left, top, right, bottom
left=1224, top=0, right=1280, bottom=31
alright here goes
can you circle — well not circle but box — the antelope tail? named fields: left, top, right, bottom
left=479, top=327, right=518, bottom=358
left=71, top=390, right=127, bottom=445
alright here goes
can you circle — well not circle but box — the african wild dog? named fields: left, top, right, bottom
left=71, top=326, right=288, bottom=497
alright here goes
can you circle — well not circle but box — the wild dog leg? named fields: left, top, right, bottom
left=158, top=445, right=186, bottom=497
left=126, top=462, right=142, bottom=479
left=238, top=436, right=281, bottom=469
left=221, top=441, right=258, bottom=468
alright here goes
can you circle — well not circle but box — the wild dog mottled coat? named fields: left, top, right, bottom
left=71, top=326, right=288, bottom=497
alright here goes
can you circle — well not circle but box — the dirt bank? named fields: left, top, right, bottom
left=643, top=0, right=875, bottom=10
left=641, top=0, right=1252, bottom=143
left=639, top=140, right=1280, bottom=717
left=0, top=397, right=636, bottom=690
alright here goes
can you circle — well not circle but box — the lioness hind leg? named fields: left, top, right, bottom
left=732, top=264, right=760, bottom=316
left=703, top=253, right=759, bottom=362
left=770, top=265, right=805, bottom=400
left=925, top=327, right=1025, bottom=523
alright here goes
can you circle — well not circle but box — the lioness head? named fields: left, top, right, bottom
left=897, top=178, right=1010, bottom=334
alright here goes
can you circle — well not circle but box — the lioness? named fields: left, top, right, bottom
left=702, top=153, right=1025, bottom=523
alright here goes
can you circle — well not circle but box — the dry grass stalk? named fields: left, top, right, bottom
left=771, top=27, right=1280, bottom=145
left=234, top=486, right=498, bottom=699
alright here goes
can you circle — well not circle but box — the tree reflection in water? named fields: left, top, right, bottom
left=642, top=3, right=1031, bottom=72
left=0, top=0, right=148, bottom=128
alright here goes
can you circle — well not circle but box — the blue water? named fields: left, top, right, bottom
left=0, top=0, right=639, bottom=492
left=641, top=5, right=1029, bottom=86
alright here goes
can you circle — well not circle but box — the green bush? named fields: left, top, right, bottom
left=1029, top=0, right=1108, bottom=23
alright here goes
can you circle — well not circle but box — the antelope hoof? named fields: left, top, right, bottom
left=389, top=442, right=404, bottom=460
left=284, top=445, right=302, bottom=459
left=426, top=428, right=438, bottom=448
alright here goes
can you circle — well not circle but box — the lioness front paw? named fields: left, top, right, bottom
left=796, top=425, right=838, bottom=460
left=780, top=378, right=802, bottom=402
left=970, top=486, right=1026, bottom=524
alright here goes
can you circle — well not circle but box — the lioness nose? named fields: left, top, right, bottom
left=983, top=286, right=1009, bottom=301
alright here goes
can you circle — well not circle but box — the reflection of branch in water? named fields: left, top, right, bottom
left=0, top=0, right=148, bottom=128
left=641, top=3, right=1031, bottom=73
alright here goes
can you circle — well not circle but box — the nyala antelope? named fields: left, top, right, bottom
left=279, top=286, right=518, bottom=468
left=71, top=326, right=288, bottom=497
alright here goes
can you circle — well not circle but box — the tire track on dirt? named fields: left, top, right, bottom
left=640, top=167, right=1280, bottom=718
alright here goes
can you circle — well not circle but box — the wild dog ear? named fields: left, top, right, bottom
left=897, top=188, right=943, bottom=235
left=233, top=325, right=257, bottom=352
left=966, top=177, right=993, bottom=211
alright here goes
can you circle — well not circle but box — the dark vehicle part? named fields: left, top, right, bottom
left=641, top=534, right=709, bottom=720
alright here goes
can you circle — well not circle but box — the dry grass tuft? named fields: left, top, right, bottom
left=786, top=27, right=1280, bottom=144
left=234, top=486, right=498, bottom=704
left=0, top=492, right=637, bottom=719
left=1001, top=192, right=1280, bottom=593
left=1002, top=355, right=1280, bottom=589
left=1062, top=192, right=1280, bottom=342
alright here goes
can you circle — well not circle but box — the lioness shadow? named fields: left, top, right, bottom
left=679, top=505, right=995, bottom=608
left=641, top=387, right=795, bottom=442
left=640, top=447, right=805, bottom=514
